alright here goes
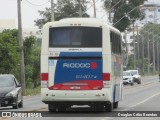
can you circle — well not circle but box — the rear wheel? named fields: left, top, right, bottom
left=94, top=105, right=104, bottom=112
left=57, top=106, right=66, bottom=112
left=48, top=104, right=57, bottom=112
left=104, top=102, right=113, bottom=112
left=113, top=102, right=118, bottom=109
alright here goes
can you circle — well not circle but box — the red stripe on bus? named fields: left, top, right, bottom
left=48, top=80, right=103, bottom=90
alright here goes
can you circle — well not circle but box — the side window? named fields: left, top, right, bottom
left=110, top=31, right=122, bottom=55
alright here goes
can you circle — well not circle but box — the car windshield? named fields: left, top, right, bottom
left=123, top=72, right=131, bottom=76
left=0, top=76, right=14, bottom=87
left=130, top=71, right=138, bottom=75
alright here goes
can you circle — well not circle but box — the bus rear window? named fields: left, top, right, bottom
left=49, top=27, right=102, bottom=47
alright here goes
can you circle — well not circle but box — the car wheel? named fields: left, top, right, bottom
left=138, top=79, right=141, bottom=84
left=13, top=97, right=19, bottom=109
left=18, top=100, right=23, bottom=108
left=131, top=82, right=134, bottom=86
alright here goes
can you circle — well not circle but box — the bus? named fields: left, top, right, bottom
left=41, top=18, right=123, bottom=112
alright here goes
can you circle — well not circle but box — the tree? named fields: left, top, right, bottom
left=104, top=0, right=145, bottom=31
left=0, top=29, right=19, bottom=76
left=34, top=0, right=89, bottom=28
left=128, top=23, right=160, bottom=73
left=24, top=36, right=40, bottom=88
left=140, top=24, right=160, bottom=72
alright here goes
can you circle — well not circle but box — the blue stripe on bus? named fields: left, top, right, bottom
left=59, top=52, right=102, bottom=57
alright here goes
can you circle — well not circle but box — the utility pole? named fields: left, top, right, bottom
left=92, top=0, right=96, bottom=18
left=78, top=0, right=82, bottom=17
left=133, top=23, right=136, bottom=69
left=147, top=37, right=150, bottom=73
left=142, top=36, right=144, bottom=73
left=157, top=41, right=159, bottom=72
left=137, top=25, right=140, bottom=70
left=124, top=30, right=128, bottom=65
left=152, top=35, right=156, bottom=72
left=17, top=0, right=25, bottom=95
left=51, top=0, right=55, bottom=21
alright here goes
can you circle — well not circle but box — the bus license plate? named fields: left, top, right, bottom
left=70, top=86, right=80, bottom=90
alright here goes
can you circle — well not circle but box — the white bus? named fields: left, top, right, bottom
left=41, top=18, right=123, bottom=112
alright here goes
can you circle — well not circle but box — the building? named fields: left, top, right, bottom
left=0, top=19, right=16, bottom=32
left=135, top=0, right=160, bottom=27
left=123, top=0, right=160, bottom=54
left=22, top=28, right=42, bottom=39
left=22, top=28, right=42, bottom=46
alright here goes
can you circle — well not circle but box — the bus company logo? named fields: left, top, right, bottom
left=63, top=62, right=97, bottom=69
left=90, top=62, right=97, bottom=69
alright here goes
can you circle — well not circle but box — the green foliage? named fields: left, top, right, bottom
left=127, top=23, right=160, bottom=73
left=0, top=29, right=19, bottom=76
left=104, top=0, right=145, bottom=31
left=25, top=86, right=40, bottom=96
left=24, top=36, right=40, bottom=88
left=140, top=24, right=160, bottom=72
left=0, top=29, right=41, bottom=91
left=34, top=0, right=89, bottom=28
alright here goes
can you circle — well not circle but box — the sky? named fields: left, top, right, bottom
left=0, top=0, right=107, bottom=28
left=0, top=0, right=160, bottom=29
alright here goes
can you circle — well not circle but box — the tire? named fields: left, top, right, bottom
left=113, top=102, right=118, bottom=109
left=48, top=104, right=57, bottom=112
left=13, top=97, right=19, bottom=109
left=137, top=79, right=141, bottom=84
left=131, top=82, right=134, bottom=86
left=57, top=106, right=67, bottom=112
left=105, top=102, right=113, bottom=112
left=95, top=105, right=104, bottom=112
left=18, top=100, right=23, bottom=108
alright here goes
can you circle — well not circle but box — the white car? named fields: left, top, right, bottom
left=123, top=71, right=134, bottom=86
left=126, top=70, right=141, bottom=84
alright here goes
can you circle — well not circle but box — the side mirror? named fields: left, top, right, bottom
left=17, top=84, right=21, bottom=87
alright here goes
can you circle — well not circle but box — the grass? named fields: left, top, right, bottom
left=25, top=86, right=41, bottom=96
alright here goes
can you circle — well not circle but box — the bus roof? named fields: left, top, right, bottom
left=43, top=18, right=120, bottom=34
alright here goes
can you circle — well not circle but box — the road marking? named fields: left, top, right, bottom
left=123, top=92, right=160, bottom=111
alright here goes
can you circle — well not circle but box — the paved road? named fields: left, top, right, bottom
left=0, top=75, right=160, bottom=119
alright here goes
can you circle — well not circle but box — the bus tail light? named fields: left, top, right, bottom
left=41, top=73, right=48, bottom=88
left=103, top=73, right=111, bottom=88
left=103, top=73, right=110, bottom=81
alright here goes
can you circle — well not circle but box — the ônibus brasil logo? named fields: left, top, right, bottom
left=63, top=62, right=97, bottom=69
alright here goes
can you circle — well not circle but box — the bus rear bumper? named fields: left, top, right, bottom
left=41, top=88, right=112, bottom=104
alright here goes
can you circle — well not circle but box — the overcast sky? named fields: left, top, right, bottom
left=0, top=0, right=106, bottom=28
left=0, top=0, right=159, bottom=28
